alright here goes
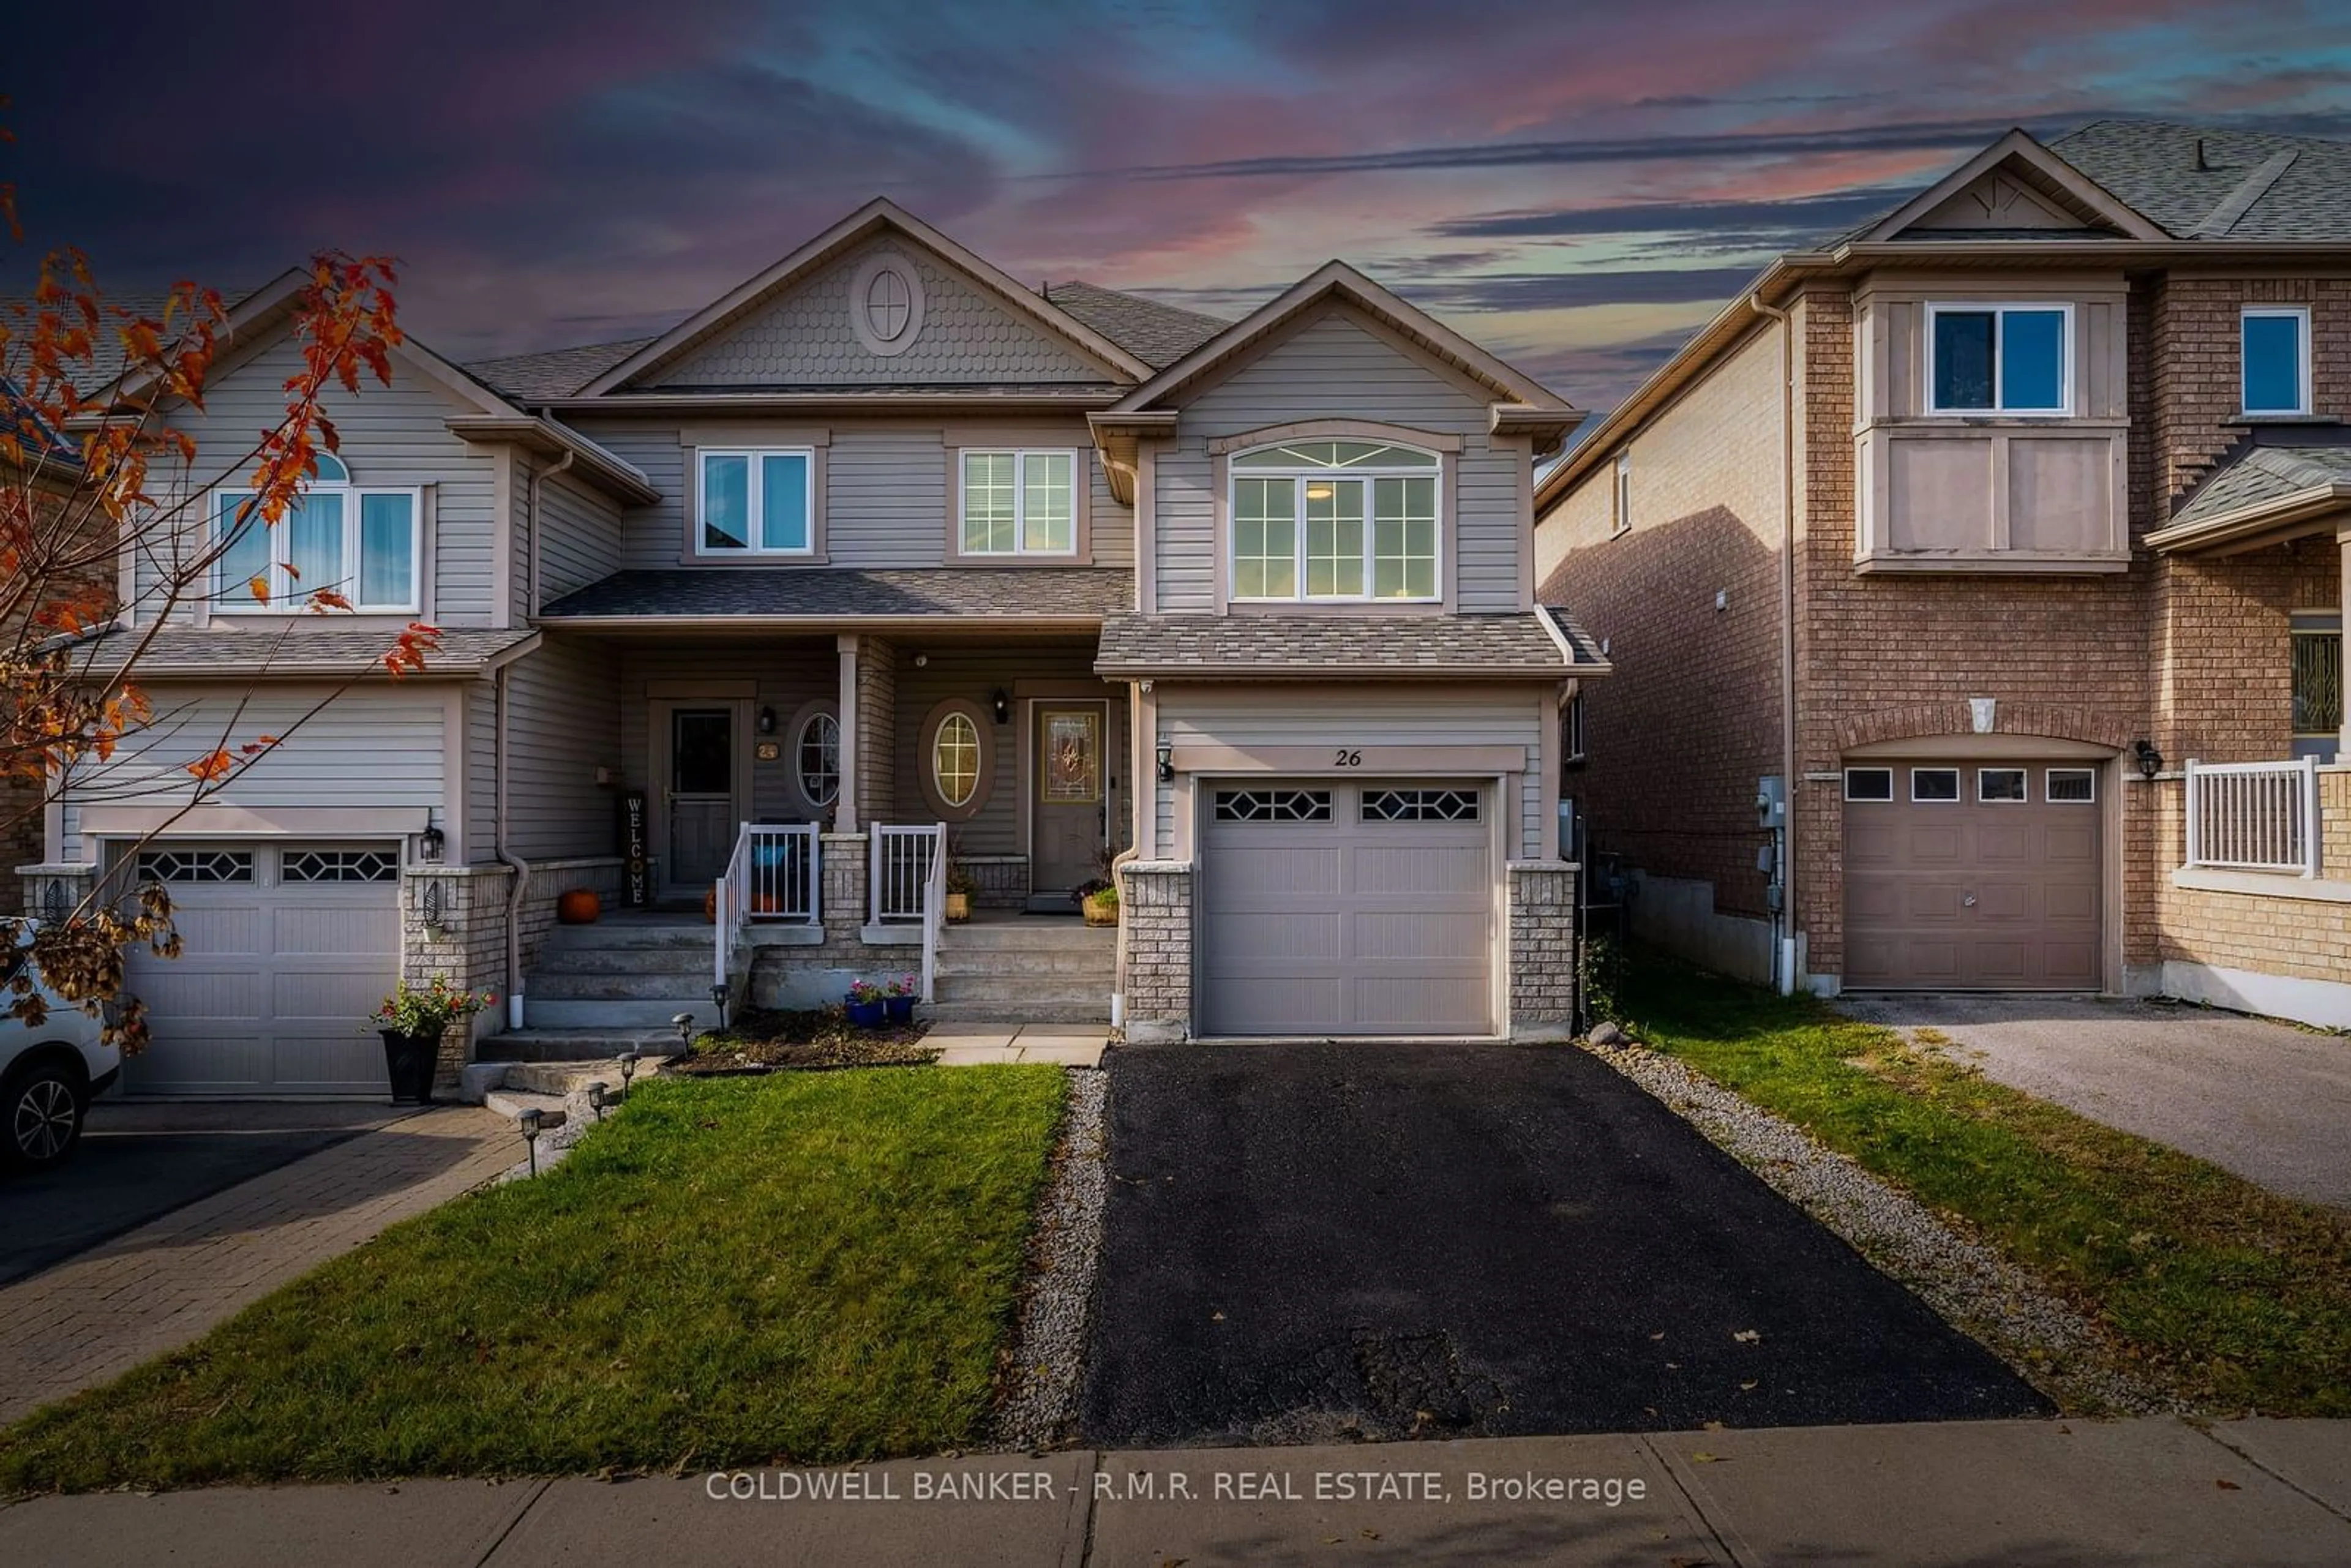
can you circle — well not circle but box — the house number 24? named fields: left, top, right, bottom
left=1332, top=749, right=1363, bottom=767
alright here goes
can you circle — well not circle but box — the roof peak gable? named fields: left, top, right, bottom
left=1851, top=128, right=2167, bottom=243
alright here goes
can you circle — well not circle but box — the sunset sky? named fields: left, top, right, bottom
left=8, top=0, right=2350, bottom=410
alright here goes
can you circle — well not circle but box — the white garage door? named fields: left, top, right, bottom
left=1199, top=782, right=1494, bottom=1037
left=122, top=844, right=403, bottom=1096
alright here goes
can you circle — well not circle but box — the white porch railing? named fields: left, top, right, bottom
left=871, top=824, right=942, bottom=923
left=714, top=823, right=822, bottom=991
left=2184, top=757, right=2321, bottom=876
left=920, top=827, right=946, bottom=1004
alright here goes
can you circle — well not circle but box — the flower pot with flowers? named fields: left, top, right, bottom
left=370, top=977, right=497, bottom=1105
left=883, top=973, right=920, bottom=1023
left=844, top=979, right=887, bottom=1029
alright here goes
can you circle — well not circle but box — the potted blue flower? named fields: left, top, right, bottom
left=370, top=977, right=495, bottom=1105
left=883, top=973, right=918, bottom=1024
left=844, top=978, right=887, bottom=1029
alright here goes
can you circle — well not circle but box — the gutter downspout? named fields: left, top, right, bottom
left=495, top=449, right=574, bottom=1032
left=1750, top=293, right=1799, bottom=996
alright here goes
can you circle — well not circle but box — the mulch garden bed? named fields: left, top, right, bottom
left=669, top=1007, right=936, bottom=1074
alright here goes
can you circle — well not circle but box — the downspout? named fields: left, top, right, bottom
left=1750, top=293, right=1799, bottom=996
left=495, top=448, right=574, bottom=1032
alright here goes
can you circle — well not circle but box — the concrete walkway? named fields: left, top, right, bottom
left=928, top=1025, right=1108, bottom=1067
left=1839, top=993, right=2351, bottom=1209
left=0, top=1105, right=516, bottom=1425
left=1, top=1417, right=2344, bottom=1565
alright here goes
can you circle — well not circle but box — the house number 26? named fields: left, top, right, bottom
left=1333, top=749, right=1363, bottom=767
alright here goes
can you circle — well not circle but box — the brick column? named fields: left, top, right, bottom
left=856, top=635, right=897, bottom=827
left=400, top=867, right=511, bottom=1082
left=18, top=865, right=96, bottom=923
left=1507, top=861, right=1577, bottom=1043
left=819, top=833, right=869, bottom=946
left=1119, top=860, right=1191, bottom=1043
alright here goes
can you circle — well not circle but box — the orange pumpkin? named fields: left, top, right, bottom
left=556, top=888, right=601, bottom=925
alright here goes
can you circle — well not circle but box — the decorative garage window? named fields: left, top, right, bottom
left=1213, top=789, right=1333, bottom=823
left=137, top=849, right=254, bottom=883
left=1911, top=767, right=1961, bottom=803
left=1978, top=768, right=2029, bottom=803
left=1843, top=767, right=1894, bottom=801
left=2047, top=768, right=2096, bottom=802
left=283, top=849, right=400, bottom=883
left=1360, top=787, right=1479, bottom=822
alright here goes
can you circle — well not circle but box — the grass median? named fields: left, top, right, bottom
left=1622, top=958, right=2351, bottom=1416
left=0, top=1065, right=1066, bottom=1492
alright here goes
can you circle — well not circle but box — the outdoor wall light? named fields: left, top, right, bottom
left=1157, top=742, right=1174, bottom=782
left=587, top=1081, right=609, bottom=1122
left=757, top=705, right=777, bottom=735
left=2134, top=738, right=2165, bottom=780
left=992, top=688, right=1011, bottom=724
left=418, top=813, right=444, bottom=864
left=519, top=1106, right=544, bottom=1177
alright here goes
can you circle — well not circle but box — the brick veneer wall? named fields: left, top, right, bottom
left=2153, top=772, right=2351, bottom=992
left=1118, top=860, right=1191, bottom=1043
left=1507, top=861, right=1577, bottom=1041
left=857, top=638, right=897, bottom=828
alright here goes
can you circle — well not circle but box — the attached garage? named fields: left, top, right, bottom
left=121, top=843, right=404, bottom=1096
left=1198, top=781, right=1497, bottom=1036
left=1843, top=760, right=2104, bottom=990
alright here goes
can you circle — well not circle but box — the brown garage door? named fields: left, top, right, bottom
left=1843, top=760, right=2102, bottom=990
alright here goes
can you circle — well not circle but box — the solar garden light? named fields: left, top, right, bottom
left=586, top=1081, right=609, bottom=1122
left=518, top=1106, right=544, bottom=1177
left=618, top=1046, right=643, bottom=1098
left=670, top=1010, right=696, bottom=1052
left=708, top=981, right=730, bottom=1032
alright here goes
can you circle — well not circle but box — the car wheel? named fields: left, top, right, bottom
left=5, top=1062, right=86, bottom=1170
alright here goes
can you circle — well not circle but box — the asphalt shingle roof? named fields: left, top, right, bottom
left=2169, top=442, right=2351, bottom=530
left=465, top=337, right=658, bottom=402
left=539, top=567, right=1132, bottom=621
left=1039, top=281, right=1229, bottom=370
left=1093, top=609, right=1580, bottom=678
left=2052, top=120, right=2351, bottom=241
left=67, top=625, right=535, bottom=677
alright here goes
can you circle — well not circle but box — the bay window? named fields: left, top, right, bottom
left=213, top=452, right=419, bottom=612
left=1229, top=440, right=1440, bottom=602
left=1927, top=304, right=2071, bottom=414
left=959, top=449, right=1076, bottom=556
left=699, top=449, right=814, bottom=555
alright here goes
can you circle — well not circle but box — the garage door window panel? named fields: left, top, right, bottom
left=1978, top=768, right=2029, bottom=803
left=2047, top=768, right=2095, bottom=803
left=138, top=849, right=255, bottom=884
left=1213, top=788, right=1332, bottom=822
left=1911, top=768, right=1961, bottom=802
left=282, top=849, right=400, bottom=883
left=1844, top=768, right=1894, bottom=801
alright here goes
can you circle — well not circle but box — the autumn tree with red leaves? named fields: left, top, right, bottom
left=1, top=105, right=432, bottom=1046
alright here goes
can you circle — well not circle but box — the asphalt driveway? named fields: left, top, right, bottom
left=0, top=1101, right=398, bottom=1286
left=1081, top=1042, right=2046, bottom=1449
left=1839, top=994, right=2351, bottom=1210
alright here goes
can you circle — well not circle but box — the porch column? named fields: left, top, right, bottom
left=2339, top=527, right=2351, bottom=762
left=836, top=634, right=860, bottom=836
left=856, top=635, right=897, bottom=827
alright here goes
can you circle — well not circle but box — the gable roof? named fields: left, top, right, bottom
left=2148, top=438, right=2351, bottom=553
left=1105, top=259, right=1577, bottom=421
left=467, top=337, right=657, bottom=402
left=2052, top=119, right=2351, bottom=241
left=577, top=199, right=1153, bottom=396
left=1842, top=128, right=2165, bottom=244
left=1038, top=281, right=1228, bottom=370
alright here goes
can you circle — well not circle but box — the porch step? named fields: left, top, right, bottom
left=528, top=971, right=721, bottom=1002
left=522, top=997, right=724, bottom=1030
left=538, top=921, right=713, bottom=953
left=475, top=1027, right=681, bottom=1063
left=940, top=921, right=1117, bottom=953
left=528, top=946, right=716, bottom=977
left=934, top=948, right=1120, bottom=977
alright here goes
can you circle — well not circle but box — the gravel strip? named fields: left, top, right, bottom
left=992, top=1067, right=1109, bottom=1450
left=1583, top=1039, right=2173, bottom=1417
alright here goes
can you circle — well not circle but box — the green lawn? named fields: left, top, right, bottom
left=1621, top=958, right=2351, bottom=1415
left=0, top=1067, right=1066, bottom=1492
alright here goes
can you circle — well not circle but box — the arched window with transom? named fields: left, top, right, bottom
left=212, top=451, right=421, bottom=613
left=1228, top=439, right=1441, bottom=603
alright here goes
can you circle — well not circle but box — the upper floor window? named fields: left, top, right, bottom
left=1927, top=303, right=2070, bottom=415
left=959, top=450, right=1076, bottom=556
left=699, top=449, right=814, bottom=556
left=213, top=452, right=419, bottom=613
left=1610, top=451, right=1632, bottom=538
left=1229, top=440, right=1440, bottom=602
left=2242, top=307, right=2311, bottom=416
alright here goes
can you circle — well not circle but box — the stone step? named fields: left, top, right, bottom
left=530, top=946, right=717, bottom=976
left=475, top=1028, right=681, bottom=1063
left=932, top=973, right=1114, bottom=1007
left=934, top=948, right=1119, bottom=978
left=526, top=972, right=718, bottom=1002
left=523, top=997, right=724, bottom=1030
left=482, top=1088, right=569, bottom=1127
left=941, top=922, right=1117, bottom=953
left=538, top=922, right=713, bottom=953
left=921, top=998, right=1112, bottom=1025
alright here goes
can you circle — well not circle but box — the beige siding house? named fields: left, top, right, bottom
left=48, top=201, right=1603, bottom=1093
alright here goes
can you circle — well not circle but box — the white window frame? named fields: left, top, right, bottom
left=1911, top=766, right=1962, bottom=803
left=1564, top=689, right=1586, bottom=764
left=1924, top=301, right=2075, bottom=417
left=1843, top=767, right=1895, bottom=802
left=1977, top=767, right=2030, bottom=804
left=696, top=448, right=817, bottom=558
left=211, top=477, right=422, bottom=615
left=1610, top=451, right=1632, bottom=538
left=792, top=708, right=840, bottom=811
left=1226, top=442, right=1445, bottom=604
left=2241, top=306, right=2312, bottom=417
left=957, top=449, right=1081, bottom=558
left=2047, top=767, right=2096, bottom=803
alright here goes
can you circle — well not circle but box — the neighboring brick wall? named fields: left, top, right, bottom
left=1507, top=861, right=1577, bottom=1041
left=1118, top=860, right=1191, bottom=1043
left=1540, top=321, right=1787, bottom=921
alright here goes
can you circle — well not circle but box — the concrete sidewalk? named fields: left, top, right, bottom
left=3, top=1417, right=2345, bottom=1566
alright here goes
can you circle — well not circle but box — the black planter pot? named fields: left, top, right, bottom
left=380, top=1029, right=440, bottom=1105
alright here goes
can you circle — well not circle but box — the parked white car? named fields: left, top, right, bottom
left=1, top=945, right=118, bottom=1171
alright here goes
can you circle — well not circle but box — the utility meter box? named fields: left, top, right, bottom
left=1756, top=774, right=1787, bottom=828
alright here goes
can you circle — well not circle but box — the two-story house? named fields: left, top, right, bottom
left=40, top=200, right=1601, bottom=1093
left=1538, top=121, right=2351, bottom=1029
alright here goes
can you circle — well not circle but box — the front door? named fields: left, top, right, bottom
left=666, top=706, right=735, bottom=896
left=1032, top=703, right=1106, bottom=902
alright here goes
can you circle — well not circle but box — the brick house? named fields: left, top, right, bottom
left=1538, top=121, right=2351, bottom=1028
